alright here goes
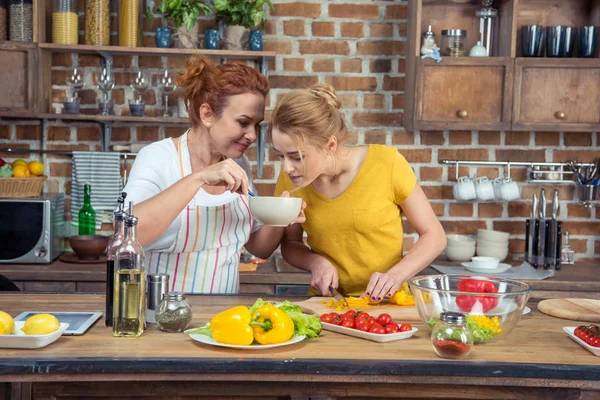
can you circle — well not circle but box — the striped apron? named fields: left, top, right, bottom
left=146, top=133, right=252, bottom=294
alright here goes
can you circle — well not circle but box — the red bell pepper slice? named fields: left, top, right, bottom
left=456, top=279, right=499, bottom=312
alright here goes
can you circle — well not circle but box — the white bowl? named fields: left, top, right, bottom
left=249, top=196, right=302, bottom=227
left=477, top=238, right=509, bottom=249
left=446, top=234, right=476, bottom=247
left=445, top=245, right=476, bottom=262
left=471, top=256, right=500, bottom=269
left=476, top=246, right=509, bottom=261
left=477, top=229, right=510, bottom=243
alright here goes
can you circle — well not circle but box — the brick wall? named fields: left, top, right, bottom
left=1, top=0, right=599, bottom=261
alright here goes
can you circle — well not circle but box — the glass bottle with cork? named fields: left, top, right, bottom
left=78, top=183, right=96, bottom=235
left=104, top=192, right=127, bottom=327
left=113, top=201, right=146, bottom=337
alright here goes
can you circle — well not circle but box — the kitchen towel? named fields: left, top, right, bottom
left=430, top=261, right=555, bottom=280
left=71, top=151, right=123, bottom=230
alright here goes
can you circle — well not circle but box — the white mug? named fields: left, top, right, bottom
left=500, top=178, right=520, bottom=201
left=493, top=178, right=504, bottom=200
left=453, top=176, right=476, bottom=201
left=475, top=177, right=495, bottom=201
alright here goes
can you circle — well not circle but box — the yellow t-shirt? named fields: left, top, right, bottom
left=274, top=145, right=417, bottom=296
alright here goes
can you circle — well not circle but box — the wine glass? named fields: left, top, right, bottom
left=66, top=68, right=84, bottom=100
left=96, top=67, right=115, bottom=116
left=131, top=70, right=149, bottom=104
left=160, top=69, right=176, bottom=118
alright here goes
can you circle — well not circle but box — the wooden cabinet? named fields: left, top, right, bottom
left=0, top=43, right=39, bottom=116
left=513, top=59, right=600, bottom=131
left=414, top=59, right=513, bottom=131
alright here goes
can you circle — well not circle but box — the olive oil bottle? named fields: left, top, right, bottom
left=105, top=192, right=127, bottom=327
left=113, top=202, right=145, bottom=337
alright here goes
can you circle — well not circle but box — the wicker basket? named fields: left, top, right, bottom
left=0, top=175, right=47, bottom=198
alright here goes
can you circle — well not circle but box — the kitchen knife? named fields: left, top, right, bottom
left=537, top=189, right=547, bottom=269
left=545, top=189, right=559, bottom=270
left=527, top=194, right=538, bottom=267
left=329, top=285, right=349, bottom=309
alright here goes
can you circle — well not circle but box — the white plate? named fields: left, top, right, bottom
left=523, top=306, right=531, bottom=315
left=0, top=322, right=69, bottom=349
left=322, top=322, right=418, bottom=343
left=563, top=326, right=600, bottom=357
left=189, top=333, right=306, bottom=350
left=461, top=262, right=512, bottom=274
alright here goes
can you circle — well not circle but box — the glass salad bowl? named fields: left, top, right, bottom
left=409, top=274, right=531, bottom=344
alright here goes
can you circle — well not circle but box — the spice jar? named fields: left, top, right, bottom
left=431, top=312, right=473, bottom=359
left=85, top=0, right=110, bottom=45
left=9, top=0, right=33, bottom=42
left=118, top=0, right=140, bottom=47
left=156, top=292, right=193, bottom=333
left=52, top=0, right=78, bottom=44
left=441, top=29, right=467, bottom=57
left=0, top=0, right=7, bottom=41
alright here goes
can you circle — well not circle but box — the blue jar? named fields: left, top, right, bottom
left=204, top=29, right=220, bottom=49
left=156, top=27, right=171, bottom=48
left=249, top=30, right=263, bottom=51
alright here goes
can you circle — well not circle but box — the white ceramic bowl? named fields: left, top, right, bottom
left=477, top=229, right=510, bottom=243
left=445, top=245, right=476, bottom=262
left=471, top=256, right=500, bottom=269
left=476, top=246, right=509, bottom=261
left=446, top=234, right=476, bottom=247
left=249, top=196, right=302, bottom=227
left=477, top=238, right=509, bottom=249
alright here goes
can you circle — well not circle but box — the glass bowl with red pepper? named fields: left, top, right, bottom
left=409, top=274, right=531, bottom=344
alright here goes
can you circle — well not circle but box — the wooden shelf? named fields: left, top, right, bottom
left=38, top=113, right=190, bottom=124
left=419, top=56, right=512, bottom=66
left=38, top=43, right=276, bottom=60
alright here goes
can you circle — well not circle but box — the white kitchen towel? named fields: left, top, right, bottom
left=71, top=151, right=123, bottom=230
left=430, top=261, right=555, bottom=280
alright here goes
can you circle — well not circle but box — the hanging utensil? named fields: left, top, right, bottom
left=545, top=189, right=560, bottom=271
left=537, top=189, right=547, bottom=269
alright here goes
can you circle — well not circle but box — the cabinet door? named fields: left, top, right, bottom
left=513, top=59, right=600, bottom=131
left=0, top=43, right=38, bottom=115
left=414, top=59, right=513, bottom=131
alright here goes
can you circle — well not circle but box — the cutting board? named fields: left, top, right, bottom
left=295, top=297, right=421, bottom=322
left=538, top=298, right=600, bottom=323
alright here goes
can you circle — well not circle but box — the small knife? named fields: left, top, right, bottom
left=537, top=189, right=547, bottom=269
left=545, top=190, right=559, bottom=270
left=528, top=194, right=538, bottom=267
left=329, top=285, right=349, bottom=309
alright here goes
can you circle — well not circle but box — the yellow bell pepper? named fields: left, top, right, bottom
left=390, top=289, right=415, bottom=306
left=210, top=305, right=255, bottom=346
left=251, top=304, right=294, bottom=345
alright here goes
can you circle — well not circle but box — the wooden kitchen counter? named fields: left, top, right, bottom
left=1, top=257, right=599, bottom=299
left=0, top=293, right=599, bottom=400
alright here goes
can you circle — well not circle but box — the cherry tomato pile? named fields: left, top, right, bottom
left=574, top=324, right=600, bottom=347
left=319, top=310, right=412, bottom=334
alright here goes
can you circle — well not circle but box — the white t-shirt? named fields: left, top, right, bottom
left=123, top=136, right=260, bottom=251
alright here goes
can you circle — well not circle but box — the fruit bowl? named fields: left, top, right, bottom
left=409, top=274, right=531, bottom=343
left=69, top=235, right=110, bottom=260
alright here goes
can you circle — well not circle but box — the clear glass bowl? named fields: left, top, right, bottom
left=409, top=274, right=531, bottom=344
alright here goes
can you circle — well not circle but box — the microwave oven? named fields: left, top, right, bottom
left=0, top=194, right=65, bottom=264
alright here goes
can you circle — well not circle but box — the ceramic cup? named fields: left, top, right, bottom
left=500, top=178, right=520, bottom=201
left=453, top=176, right=476, bottom=201
left=493, top=178, right=504, bottom=200
left=475, top=177, right=495, bottom=201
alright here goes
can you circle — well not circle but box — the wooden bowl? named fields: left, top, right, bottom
left=69, top=235, right=110, bottom=260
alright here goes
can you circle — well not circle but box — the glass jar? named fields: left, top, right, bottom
left=85, top=0, right=110, bottom=46
left=441, top=29, right=467, bottom=57
left=156, top=292, right=193, bottom=333
left=9, top=0, right=33, bottom=42
left=52, top=0, right=78, bottom=44
left=0, top=0, right=7, bottom=41
left=118, top=0, right=140, bottom=47
left=431, top=312, right=473, bottom=359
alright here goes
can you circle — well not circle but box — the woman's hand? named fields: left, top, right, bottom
left=309, top=256, right=339, bottom=296
left=363, top=272, right=401, bottom=303
left=280, top=191, right=306, bottom=225
left=195, top=159, right=250, bottom=194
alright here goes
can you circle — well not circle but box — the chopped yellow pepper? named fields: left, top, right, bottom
left=390, top=289, right=415, bottom=306
left=251, top=304, right=295, bottom=345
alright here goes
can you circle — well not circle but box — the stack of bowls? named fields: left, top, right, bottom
left=445, top=234, right=476, bottom=262
left=476, top=229, right=509, bottom=261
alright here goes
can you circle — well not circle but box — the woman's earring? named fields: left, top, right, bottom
left=205, top=123, right=211, bottom=127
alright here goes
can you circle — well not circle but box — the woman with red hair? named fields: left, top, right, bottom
left=123, top=56, right=303, bottom=294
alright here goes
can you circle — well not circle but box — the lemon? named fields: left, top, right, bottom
left=0, top=310, right=14, bottom=335
left=0, top=322, right=5, bottom=335
left=22, top=314, right=60, bottom=335
left=12, top=159, right=27, bottom=169
left=28, top=161, right=44, bottom=176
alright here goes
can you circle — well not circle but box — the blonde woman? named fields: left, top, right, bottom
left=271, top=84, right=446, bottom=301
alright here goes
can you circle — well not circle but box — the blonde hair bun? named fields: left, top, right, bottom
left=309, top=83, right=341, bottom=110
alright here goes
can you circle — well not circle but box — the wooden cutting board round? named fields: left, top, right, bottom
left=538, top=298, right=600, bottom=323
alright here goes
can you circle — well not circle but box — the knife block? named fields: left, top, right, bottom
left=525, top=219, right=562, bottom=270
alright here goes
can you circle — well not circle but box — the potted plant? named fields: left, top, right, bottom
left=148, top=0, right=212, bottom=49
left=212, top=0, right=274, bottom=50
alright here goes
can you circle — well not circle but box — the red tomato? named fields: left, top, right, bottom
left=341, top=319, right=355, bottom=329
left=330, top=312, right=340, bottom=319
left=399, top=323, right=412, bottom=332
left=355, top=319, right=371, bottom=332
left=319, top=314, right=334, bottom=323
left=331, top=316, right=342, bottom=326
left=366, top=316, right=376, bottom=325
left=385, top=323, right=400, bottom=334
left=376, top=313, right=393, bottom=325
left=369, top=323, right=386, bottom=334
left=355, top=311, right=370, bottom=320
left=342, top=310, right=357, bottom=319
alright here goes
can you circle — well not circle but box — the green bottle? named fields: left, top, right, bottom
left=78, top=183, right=96, bottom=235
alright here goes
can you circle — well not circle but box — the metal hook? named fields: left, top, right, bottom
left=455, top=161, right=460, bottom=181
left=507, top=162, right=512, bottom=180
